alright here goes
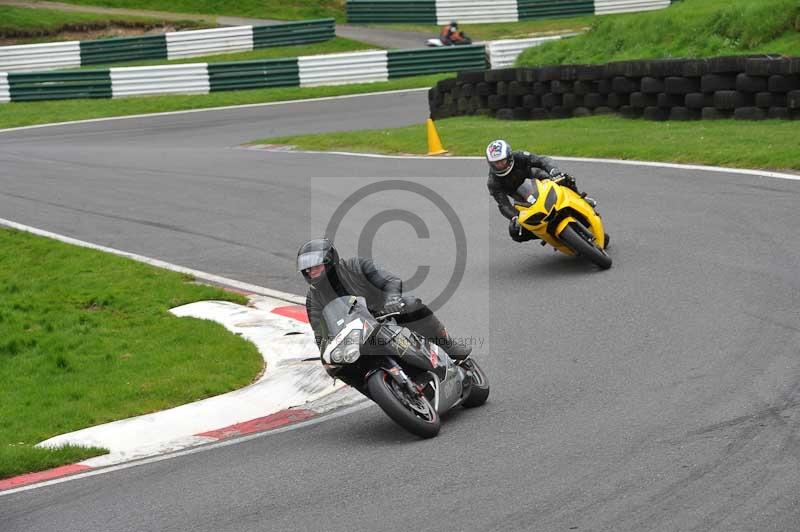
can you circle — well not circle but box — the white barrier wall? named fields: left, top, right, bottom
left=0, top=72, right=9, bottom=103
left=594, top=0, right=670, bottom=15
left=0, top=41, right=81, bottom=73
left=166, top=26, right=255, bottom=60
left=487, top=35, right=566, bottom=68
left=298, top=50, right=388, bottom=87
left=110, top=63, right=211, bottom=98
left=436, top=0, right=519, bottom=24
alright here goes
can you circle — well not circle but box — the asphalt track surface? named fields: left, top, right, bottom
left=1, top=91, right=799, bottom=531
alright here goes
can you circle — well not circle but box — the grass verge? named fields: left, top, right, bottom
left=56, top=0, right=346, bottom=22
left=0, top=5, right=202, bottom=43
left=68, top=37, right=377, bottom=70
left=517, top=0, right=800, bottom=66
left=0, top=228, right=262, bottom=479
left=0, top=74, right=446, bottom=131
left=259, top=114, right=800, bottom=171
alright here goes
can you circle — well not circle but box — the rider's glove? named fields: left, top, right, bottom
left=382, top=296, right=406, bottom=315
left=551, top=171, right=576, bottom=190
left=549, top=168, right=563, bottom=178
left=508, top=217, right=526, bottom=242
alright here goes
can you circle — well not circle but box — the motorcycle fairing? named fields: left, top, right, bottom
left=516, top=179, right=606, bottom=252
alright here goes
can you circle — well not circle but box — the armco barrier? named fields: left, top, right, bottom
left=208, top=58, right=300, bottom=91
left=0, top=19, right=334, bottom=73
left=252, top=19, right=336, bottom=48
left=347, top=0, right=674, bottom=22
left=166, top=26, right=254, bottom=60
left=517, top=0, right=594, bottom=18
left=428, top=55, right=800, bottom=121
left=110, top=63, right=209, bottom=98
left=299, top=50, right=389, bottom=87
left=594, top=0, right=670, bottom=15
left=8, top=69, right=111, bottom=102
left=487, top=36, right=566, bottom=69
left=0, top=44, right=487, bottom=103
left=388, top=45, right=486, bottom=78
left=347, top=1, right=437, bottom=23
left=80, top=35, right=167, bottom=66
left=435, top=0, right=519, bottom=24
left=0, top=41, right=81, bottom=73
left=0, top=73, right=9, bottom=103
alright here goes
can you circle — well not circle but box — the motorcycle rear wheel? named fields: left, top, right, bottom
left=559, top=223, right=612, bottom=270
left=367, top=371, right=441, bottom=438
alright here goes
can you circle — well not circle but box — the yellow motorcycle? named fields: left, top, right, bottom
left=514, top=175, right=612, bottom=270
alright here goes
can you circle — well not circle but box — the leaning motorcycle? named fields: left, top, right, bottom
left=514, top=174, right=612, bottom=269
left=321, top=295, right=489, bottom=438
left=425, top=32, right=473, bottom=47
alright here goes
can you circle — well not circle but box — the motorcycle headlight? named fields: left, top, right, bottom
left=343, top=344, right=360, bottom=363
left=342, top=329, right=362, bottom=363
left=330, top=345, right=344, bottom=363
left=545, top=186, right=558, bottom=212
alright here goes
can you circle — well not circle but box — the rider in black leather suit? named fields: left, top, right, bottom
left=297, top=239, right=472, bottom=374
left=485, top=139, right=594, bottom=242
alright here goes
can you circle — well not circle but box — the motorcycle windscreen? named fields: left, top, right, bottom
left=321, top=296, right=373, bottom=339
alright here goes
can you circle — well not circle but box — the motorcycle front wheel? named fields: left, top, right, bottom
left=367, top=370, right=441, bottom=438
left=559, top=223, right=612, bottom=270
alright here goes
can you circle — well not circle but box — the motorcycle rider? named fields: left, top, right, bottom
left=297, top=238, right=472, bottom=372
left=440, top=21, right=470, bottom=45
left=485, top=139, right=597, bottom=243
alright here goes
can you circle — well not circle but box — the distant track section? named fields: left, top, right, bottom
left=0, top=19, right=335, bottom=73
left=347, top=0, right=673, bottom=24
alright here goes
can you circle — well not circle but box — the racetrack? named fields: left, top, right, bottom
left=1, top=90, right=799, bottom=531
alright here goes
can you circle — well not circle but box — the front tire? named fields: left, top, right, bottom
left=367, top=371, right=441, bottom=438
left=559, top=223, right=612, bottom=270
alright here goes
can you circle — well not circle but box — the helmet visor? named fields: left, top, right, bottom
left=490, top=158, right=511, bottom=172
left=297, top=250, right=326, bottom=272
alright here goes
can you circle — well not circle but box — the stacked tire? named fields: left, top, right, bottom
left=428, top=55, right=800, bottom=122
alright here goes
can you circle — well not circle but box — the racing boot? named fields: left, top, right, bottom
left=411, top=312, right=472, bottom=361
left=439, top=329, right=472, bottom=361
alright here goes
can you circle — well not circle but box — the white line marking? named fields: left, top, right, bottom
left=267, top=149, right=800, bottom=181
left=0, top=217, right=305, bottom=304
left=556, top=156, right=800, bottom=182
left=0, top=88, right=430, bottom=135
left=0, top=401, right=373, bottom=497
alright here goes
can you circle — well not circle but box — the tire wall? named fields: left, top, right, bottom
left=428, top=55, right=800, bottom=121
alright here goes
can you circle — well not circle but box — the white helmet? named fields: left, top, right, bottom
left=486, top=139, right=514, bottom=177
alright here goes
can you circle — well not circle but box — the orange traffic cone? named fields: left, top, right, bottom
left=426, top=118, right=447, bottom=156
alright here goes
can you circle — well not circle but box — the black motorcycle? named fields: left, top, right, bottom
left=320, top=296, right=489, bottom=438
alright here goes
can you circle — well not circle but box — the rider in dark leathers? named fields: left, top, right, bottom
left=485, top=139, right=595, bottom=243
left=297, top=239, right=472, bottom=375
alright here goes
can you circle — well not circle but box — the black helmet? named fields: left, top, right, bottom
left=297, top=238, right=339, bottom=286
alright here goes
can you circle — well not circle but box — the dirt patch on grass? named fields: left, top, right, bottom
left=0, top=21, right=202, bottom=45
